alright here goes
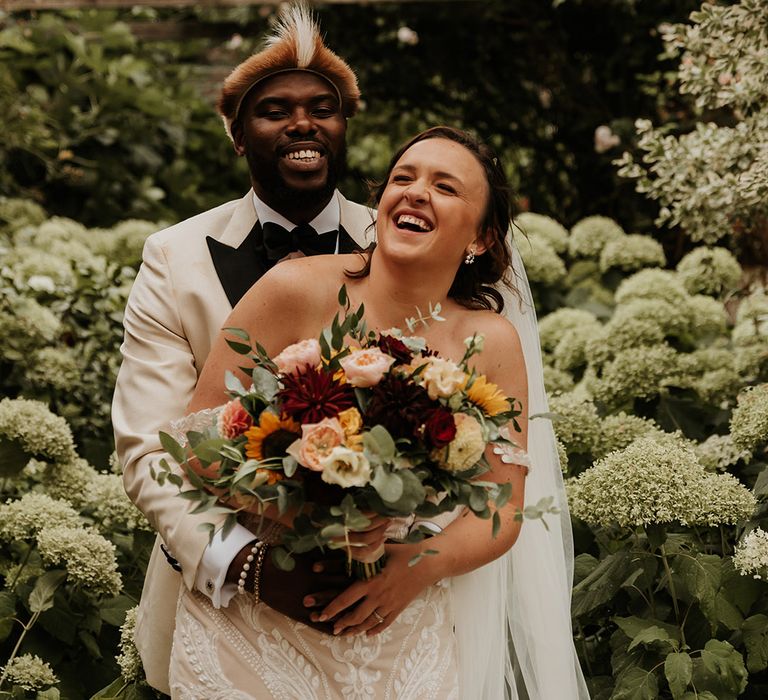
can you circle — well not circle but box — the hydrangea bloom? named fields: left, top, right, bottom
left=0, top=493, right=81, bottom=542
left=585, top=316, right=666, bottom=369
left=548, top=392, right=601, bottom=455
left=568, top=437, right=755, bottom=528
left=3, top=247, right=75, bottom=290
left=679, top=348, right=739, bottom=403
left=26, top=346, right=81, bottom=392
left=553, top=325, right=596, bottom=371
left=538, top=308, right=601, bottom=354
left=0, top=397, right=76, bottom=464
left=591, top=344, right=682, bottom=407
left=515, top=236, right=566, bottom=285
left=611, top=298, right=689, bottom=338
left=614, top=268, right=690, bottom=307
left=0, top=296, right=61, bottom=361
left=0, top=197, right=47, bottom=233
left=736, top=288, right=768, bottom=324
left=2, top=654, right=58, bottom=691
left=543, top=366, right=575, bottom=395
left=686, top=294, right=728, bottom=338
left=41, top=457, right=98, bottom=509
left=695, top=434, right=752, bottom=471
left=676, top=247, right=742, bottom=297
left=599, top=234, right=666, bottom=273
left=568, top=216, right=625, bottom=259
left=732, top=318, right=768, bottom=347
left=117, top=606, right=146, bottom=683
left=735, top=344, right=768, bottom=379
left=37, top=525, right=122, bottom=596
left=592, top=412, right=666, bottom=459
left=733, top=528, right=768, bottom=581
left=730, top=384, right=768, bottom=452
left=556, top=439, right=568, bottom=472
left=87, top=473, right=151, bottom=532
left=513, top=212, right=569, bottom=254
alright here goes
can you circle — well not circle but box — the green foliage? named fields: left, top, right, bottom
left=0, top=11, right=246, bottom=226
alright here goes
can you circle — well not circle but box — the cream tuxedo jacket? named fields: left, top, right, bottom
left=112, top=191, right=374, bottom=693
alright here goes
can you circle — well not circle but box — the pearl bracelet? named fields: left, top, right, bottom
left=237, top=541, right=263, bottom=596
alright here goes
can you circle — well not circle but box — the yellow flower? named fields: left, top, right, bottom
left=466, top=375, right=511, bottom=416
left=432, top=413, right=486, bottom=472
left=338, top=407, right=363, bottom=438
left=245, top=412, right=300, bottom=461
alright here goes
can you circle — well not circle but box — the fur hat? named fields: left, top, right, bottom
left=218, top=4, right=360, bottom=140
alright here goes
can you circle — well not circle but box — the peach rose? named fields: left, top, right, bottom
left=339, top=348, right=395, bottom=387
left=293, top=417, right=345, bottom=471
left=217, top=399, right=253, bottom=439
left=421, top=357, right=467, bottom=400
left=273, top=338, right=322, bottom=375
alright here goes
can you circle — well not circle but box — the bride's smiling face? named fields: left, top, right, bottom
left=375, top=138, right=489, bottom=268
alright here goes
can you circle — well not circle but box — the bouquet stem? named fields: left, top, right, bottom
left=352, top=554, right=387, bottom=580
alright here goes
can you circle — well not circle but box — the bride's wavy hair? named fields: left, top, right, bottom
left=348, top=126, right=517, bottom=312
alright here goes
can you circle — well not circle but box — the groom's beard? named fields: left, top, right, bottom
left=246, top=144, right=347, bottom=214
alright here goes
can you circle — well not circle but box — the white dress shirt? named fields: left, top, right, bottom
left=195, top=190, right=342, bottom=608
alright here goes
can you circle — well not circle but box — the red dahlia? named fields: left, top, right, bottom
left=376, top=334, right=413, bottom=364
left=277, top=366, right=355, bottom=424
left=365, top=374, right=436, bottom=440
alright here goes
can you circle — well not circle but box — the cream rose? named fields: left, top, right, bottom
left=319, top=446, right=372, bottom=488
left=339, top=347, right=395, bottom=387
left=421, top=357, right=467, bottom=400
left=273, top=338, right=322, bottom=375
left=293, top=417, right=345, bottom=471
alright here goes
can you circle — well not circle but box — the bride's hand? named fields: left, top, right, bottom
left=315, top=543, right=438, bottom=636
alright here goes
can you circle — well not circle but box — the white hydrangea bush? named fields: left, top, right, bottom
left=0, top=198, right=161, bottom=454
left=526, top=207, right=765, bottom=698
left=0, top=201, right=160, bottom=697
left=616, top=0, right=768, bottom=246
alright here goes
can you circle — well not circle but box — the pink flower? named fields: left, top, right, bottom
left=217, top=399, right=254, bottom=439
left=292, top=417, right=345, bottom=471
left=273, top=339, right=322, bottom=375
left=339, top=348, right=396, bottom=387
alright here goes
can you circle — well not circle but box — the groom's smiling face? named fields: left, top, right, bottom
left=232, top=72, right=348, bottom=217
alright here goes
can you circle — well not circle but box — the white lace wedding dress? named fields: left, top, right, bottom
left=168, top=572, right=459, bottom=700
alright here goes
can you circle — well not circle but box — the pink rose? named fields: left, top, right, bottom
left=217, top=399, right=253, bottom=439
left=292, top=417, right=345, bottom=471
left=273, top=338, right=322, bottom=375
left=339, top=348, right=396, bottom=387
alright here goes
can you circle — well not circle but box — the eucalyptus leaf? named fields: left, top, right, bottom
left=372, top=467, right=403, bottom=502
left=225, top=370, right=248, bottom=396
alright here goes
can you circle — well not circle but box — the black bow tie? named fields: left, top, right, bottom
left=259, top=221, right=338, bottom=262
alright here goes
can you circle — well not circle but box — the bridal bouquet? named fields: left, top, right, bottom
left=154, top=288, right=523, bottom=576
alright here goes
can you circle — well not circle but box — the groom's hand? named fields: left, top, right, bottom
left=229, top=545, right=350, bottom=634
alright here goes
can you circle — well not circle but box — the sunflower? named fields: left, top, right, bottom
left=466, top=375, right=511, bottom=416
left=245, top=411, right=300, bottom=461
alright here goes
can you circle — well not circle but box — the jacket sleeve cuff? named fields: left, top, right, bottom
left=194, top=523, right=257, bottom=609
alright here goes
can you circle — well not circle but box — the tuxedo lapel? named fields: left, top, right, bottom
left=206, top=221, right=268, bottom=307
left=338, top=225, right=361, bottom=253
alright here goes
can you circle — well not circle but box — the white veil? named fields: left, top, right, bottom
left=450, top=244, right=590, bottom=699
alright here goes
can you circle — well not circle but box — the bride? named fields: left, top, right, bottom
left=170, top=126, right=589, bottom=699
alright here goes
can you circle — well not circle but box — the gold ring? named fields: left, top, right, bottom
left=372, top=610, right=385, bottom=624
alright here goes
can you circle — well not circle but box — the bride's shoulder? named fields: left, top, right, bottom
left=459, top=308, right=521, bottom=348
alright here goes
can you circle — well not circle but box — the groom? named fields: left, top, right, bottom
left=112, top=7, right=374, bottom=695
